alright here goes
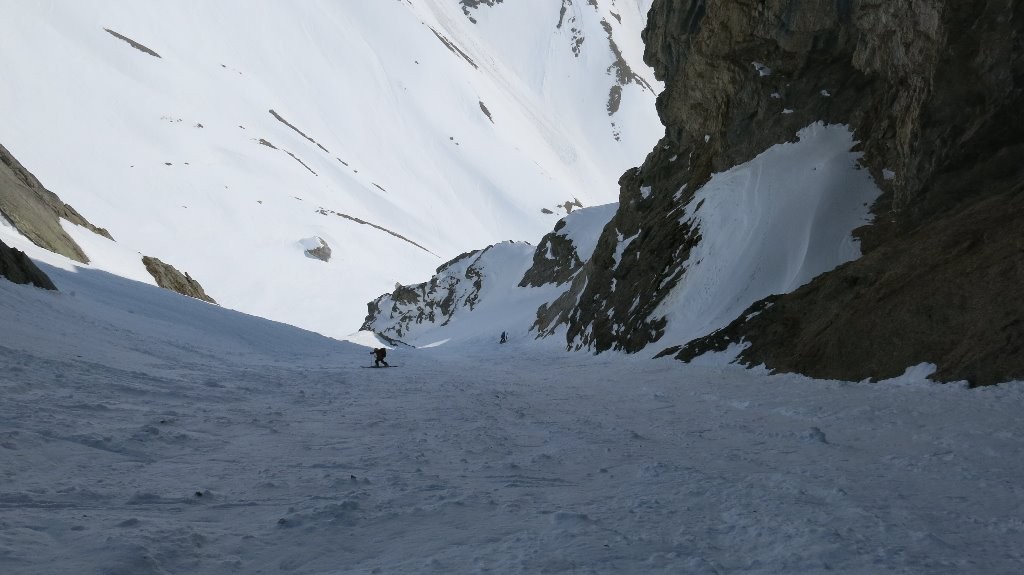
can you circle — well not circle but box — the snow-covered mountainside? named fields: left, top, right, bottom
left=363, top=124, right=879, bottom=351
left=0, top=0, right=661, bottom=338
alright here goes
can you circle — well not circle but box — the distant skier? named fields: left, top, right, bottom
left=371, top=347, right=389, bottom=367
left=499, top=331, right=507, bottom=344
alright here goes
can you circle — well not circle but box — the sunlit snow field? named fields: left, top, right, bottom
left=2, top=247, right=1023, bottom=574
left=0, top=0, right=662, bottom=338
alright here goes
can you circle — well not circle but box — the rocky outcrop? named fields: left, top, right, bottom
left=519, top=219, right=586, bottom=288
left=0, top=142, right=111, bottom=263
left=460, top=0, right=504, bottom=23
left=362, top=248, right=488, bottom=341
left=103, top=28, right=162, bottom=58
left=141, top=256, right=217, bottom=304
left=363, top=203, right=616, bottom=345
left=545, top=0, right=1023, bottom=383
left=0, top=239, right=57, bottom=290
left=316, top=208, right=438, bottom=257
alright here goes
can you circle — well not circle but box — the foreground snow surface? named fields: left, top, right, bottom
left=2, top=269, right=1023, bottom=574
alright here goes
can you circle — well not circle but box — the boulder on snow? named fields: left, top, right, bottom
left=0, top=239, right=57, bottom=290
left=301, top=236, right=332, bottom=262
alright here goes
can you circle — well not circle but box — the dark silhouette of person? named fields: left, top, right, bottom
left=500, top=331, right=507, bottom=344
left=372, top=347, right=389, bottom=367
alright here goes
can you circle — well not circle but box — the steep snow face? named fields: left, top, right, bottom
left=0, top=0, right=661, bottom=339
left=649, top=122, right=881, bottom=350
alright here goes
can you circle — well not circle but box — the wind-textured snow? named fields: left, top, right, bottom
left=0, top=0, right=661, bottom=339
left=2, top=239, right=1023, bottom=574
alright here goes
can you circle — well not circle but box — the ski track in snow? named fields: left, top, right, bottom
left=1, top=268, right=1024, bottom=573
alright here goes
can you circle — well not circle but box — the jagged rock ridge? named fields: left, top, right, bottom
left=362, top=244, right=514, bottom=342
left=363, top=205, right=614, bottom=347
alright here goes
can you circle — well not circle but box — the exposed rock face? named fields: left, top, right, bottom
left=362, top=241, right=545, bottom=343
left=0, top=239, right=57, bottom=290
left=103, top=28, right=161, bottom=58
left=362, top=248, right=488, bottom=341
left=546, top=0, right=1023, bottom=383
left=141, top=256, right=217, bottom=304
left=459, top=0, right=505, bottom=23
left=362, top=203, right=615, bottom=346
left=0, top=142, right=112, bottom=263
left=519, top=219, right=586, bottom=288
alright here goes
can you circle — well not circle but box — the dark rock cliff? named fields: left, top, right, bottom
left=519, top=218, right=587, bottom=288
left=551, top=0, right=1023, bottom=384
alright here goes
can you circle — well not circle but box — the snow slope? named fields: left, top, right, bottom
left=0, top=0, right=661, bottom=338
left=364, top=123, right=880, bottom=356
left=2, top=234, right=1023, bottom=574
left=651, top=122, right=880, bottom=348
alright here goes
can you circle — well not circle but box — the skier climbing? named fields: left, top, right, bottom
left=371, top=347, right=389, bottom=367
